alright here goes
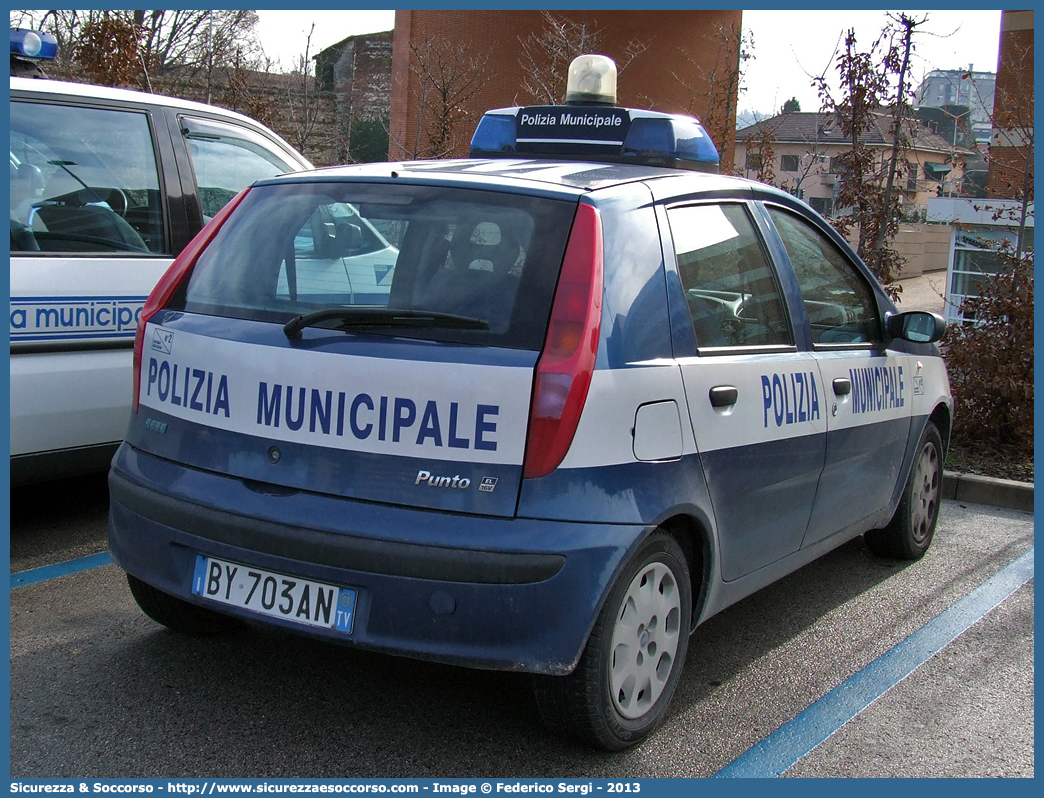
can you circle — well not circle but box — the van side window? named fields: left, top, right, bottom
left=181, top=116, right=295, bottom=221
left=767, top=207, right=882, bottom=345
left=10, top=102, right=164, bottom=254
left=667, top=203, right=792, bottom=350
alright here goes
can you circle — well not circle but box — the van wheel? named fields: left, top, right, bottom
left=533, top=532, right=691, bottom=750
left=865, top=422, right=944, bottom=560
left=127, top=574, right=241, bottom=635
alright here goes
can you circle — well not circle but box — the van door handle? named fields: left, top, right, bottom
left=709, top=385, right=738, bottom=408
left=833, top=378, right=852, bottom=396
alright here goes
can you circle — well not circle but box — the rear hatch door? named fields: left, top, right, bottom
left=129, top=178, right=580, bottom=517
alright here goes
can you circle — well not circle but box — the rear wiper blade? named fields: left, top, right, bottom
left=284, top=307, right=489, bottom=339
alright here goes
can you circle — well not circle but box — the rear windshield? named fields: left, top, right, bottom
left=177, top=181, right=577, bottom=350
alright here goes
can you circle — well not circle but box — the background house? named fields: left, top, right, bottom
left=735, top=111, right=973, bottom=219
left=315, top=31, right=393, bottom=164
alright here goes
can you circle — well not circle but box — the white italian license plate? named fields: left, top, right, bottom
left=192, top=555, right=357, bottom=634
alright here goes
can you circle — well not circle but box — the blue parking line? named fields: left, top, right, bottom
left=10, top=551, right=114, bottom=589
left=714, top=547, right=1034, bottom=778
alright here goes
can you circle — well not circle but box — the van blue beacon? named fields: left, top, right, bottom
left=108, top=54, right=952, bottom=750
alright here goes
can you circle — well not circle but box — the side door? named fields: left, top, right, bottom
left=662, top=201, right=827, bottom=581
left=9, top=95, right=177, bottom=474
left=763, top=205, right=914, bottom=546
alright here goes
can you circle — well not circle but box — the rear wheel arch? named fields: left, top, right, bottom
left=656, top=513, right=711, bottom=633
left=533, top=525, right=696, bottom=748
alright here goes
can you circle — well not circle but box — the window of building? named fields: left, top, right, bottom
left=923, top=162, right=950, bottom=182
left=948, top=227, right=1034, bottom=323
left=808, top=196, right=834, bottom=217
left=780, top=154, right=800, bottom=172
left=828, top=156, right=850, bottom=175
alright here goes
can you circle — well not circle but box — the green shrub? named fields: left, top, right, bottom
left=945, top=252, right=1034, bottom=452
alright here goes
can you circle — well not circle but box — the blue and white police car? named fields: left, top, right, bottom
left=108, top=55, right=952, bottom=750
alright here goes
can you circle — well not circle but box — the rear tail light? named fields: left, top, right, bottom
left=132, top=189, right=250, bottom=412
left=523, top=202, right=604, bottom=479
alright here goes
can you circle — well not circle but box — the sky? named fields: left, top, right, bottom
left=737, top=9, right=1003, bottom=117
left=253, top=9, right=395, bottom=71
left=252, top=8, right=1003, bottom=116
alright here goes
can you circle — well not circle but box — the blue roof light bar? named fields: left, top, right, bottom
left=470, top=106, right=720, bottom=173
left=10, top=28, right=58, bottom=61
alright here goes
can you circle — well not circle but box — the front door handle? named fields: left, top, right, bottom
left=709, top=385, right=739, bottom=408
left=833, top=378, right=852, bottom=396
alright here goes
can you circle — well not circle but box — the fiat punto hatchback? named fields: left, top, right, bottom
left=109, top=56, right=951, bottom=750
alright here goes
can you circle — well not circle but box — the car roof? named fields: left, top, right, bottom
left=10, top=75, right=258, bottom=120
left=10, top=76, right=313, bottom=169
left=257, top=157, right=758, bottom=197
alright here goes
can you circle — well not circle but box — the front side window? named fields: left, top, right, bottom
left=180, top=182, right=575, bottom=350
left=767, top=206, right=881, bottom=346
left=667, top=203, right=792, bottom=350
left=10, top=100, right=164, bottom=254
left=182, top=116, right=298, bottom=220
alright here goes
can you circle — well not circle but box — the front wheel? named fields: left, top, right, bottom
left=533, top=532, right=692, bottom=750
left=865, top=421, right=944, bottom=560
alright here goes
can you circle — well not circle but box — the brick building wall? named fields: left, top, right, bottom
left=390, top=9, right=743, bottom=168
left=986, top=10, right=1034, bottom=199
left=317, top=30, right=393, bottom=160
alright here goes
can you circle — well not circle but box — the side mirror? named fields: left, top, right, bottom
left=887, top=310, right=946, bottom=343
left=334, top=222, right=363, bottom=255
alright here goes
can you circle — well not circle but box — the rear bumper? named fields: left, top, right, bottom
left=108, top=443, right=645, bottom=674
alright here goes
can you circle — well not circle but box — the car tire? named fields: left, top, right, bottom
left=865, top=421, right=944, bottom=560
left=127, top=574, right=242, bottom=635
left=532, top=531, right=692, bottom=750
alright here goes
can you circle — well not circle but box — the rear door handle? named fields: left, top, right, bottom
left=833, top=378, right=852, bottom=396
left=709, top=385, right=739, bottom=408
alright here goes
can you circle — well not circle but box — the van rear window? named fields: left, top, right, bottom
left=178, top=182, right=577, bottom=350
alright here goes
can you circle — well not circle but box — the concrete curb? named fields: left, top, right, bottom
left=943, top=471, right=1034, bottom=513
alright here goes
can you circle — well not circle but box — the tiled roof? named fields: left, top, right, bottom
left=737, top=111, right=969, bottom=154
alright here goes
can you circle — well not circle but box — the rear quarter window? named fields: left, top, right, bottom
left=178, top=182, right=577, bottom=350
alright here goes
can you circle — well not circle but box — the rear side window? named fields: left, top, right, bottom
left=667, top=203, right=793, bottom=350
left=180, top=182, right=576, bottom=350
left=10, top=100, right=165, bottom=254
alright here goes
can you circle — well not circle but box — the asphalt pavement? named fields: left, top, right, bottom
left=894, top=269, right=949, bottom=317
left=9, top=482, right=1034, bottom=778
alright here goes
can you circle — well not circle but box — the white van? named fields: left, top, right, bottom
left=10, top=67, right=312, bottom=483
